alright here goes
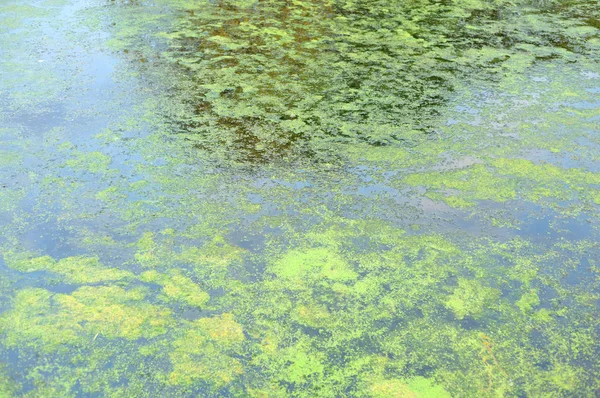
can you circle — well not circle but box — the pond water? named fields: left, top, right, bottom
left=0, top=0, right=599, bottom=396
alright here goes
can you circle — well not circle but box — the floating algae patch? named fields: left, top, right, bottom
left=168, top=313, right=245, bottom=387
left=140, top=269, right=210, bottom=307
left=0, top=188, right=26, bottom=214
left=179, top=235, right=247, bottom=270
left=404, top=157, right=600, bottom=210
left=64, top=150, right=113, bottom=175
left=0, top=0, right=598, bottom=395
left=0, top=150, right=21, bottom=168
left=367, top=376, right=451, bottom=398
left=102, top=0, right=600, bottom=164
left=134, top=231, right=170, bottom=269
left=0, top=218, right=599, bottom=395
left=272, top=247, right=358, bottom=282
left=4, top=252, right=134, bottom=284
left=0, top=364, right=19, bottom=398
left=444, top=278, right=501, bottom=320
left=0, top=286, right=171, bottom=351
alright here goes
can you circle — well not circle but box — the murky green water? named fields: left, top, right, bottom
left=0, top=0, right=599, bottom=396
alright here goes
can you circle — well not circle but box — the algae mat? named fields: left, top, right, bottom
left=0, top=0, right=599, bottom=396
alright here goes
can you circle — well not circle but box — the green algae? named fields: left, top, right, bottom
left=180, top=235, right=246, bottom=269
left=1, top=227, right=599, bottom=395
left=445, top=278, right=501, bottom=320
left=0, top=0, right=598, bottom=395
left=100, top=0, right=599, bottom=164
left=272, top=247, right=357, bottom=281
left=368, top=376, right=451, bottom=398
left=65, top=151, right=113, bottom=174
left=404, top=157, right=600, bottom=209
left=0, top=363, right=19, bottom=398
left=169, top=314, right=245, bottom=387
left=0, top=188, right=26, bottom=214
left=0, top=150, right=21, bottom=168
left=515, top=289, right=540, bottom=314
left=140, top=269, right=210, bottom=307
left=0, top=286, right=171, bottom=351
left=134, top=232, right=167, bottom=268
left=5, top=252, right=134, bottom=284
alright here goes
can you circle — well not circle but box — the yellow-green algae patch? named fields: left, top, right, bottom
left=368, top=376, right=451, bottom=398
left=64, top=150, right=113, bottom=174
left=5, top=252, right=134, bottom=284
left=168, top=313, right=245, bottom=387
left=445, top=278, right=501, bottom=320
left=179, top=235, right=247, bottom=269
left=140, top=270, right=210, bottom=307
left=133, top=232, right=247, bottom=281
left=0, top=188, right=26, bottom=214
left=0, top=0, right=599, bottom=395
left=133, top=231, right=178, bottom=269
left=1, top=218, right=598, bottom=395
left=0, top=364, right=19, bottom=398
left=0, top=286, right=171, bottom=351
left=515, top=289, right=540, bottom=314
left=404, top=158, right=600, bottom=208
left=0, top=150, right=21, bottom=168
left=272, top=247, right=357, bottom=282
left=293, top=304, right=331, bottom=329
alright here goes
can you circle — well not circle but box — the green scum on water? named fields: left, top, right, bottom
left=0, top=0, right=598, bottom=396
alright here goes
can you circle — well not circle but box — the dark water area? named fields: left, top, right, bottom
left=0, top=0, right=599, bottom=396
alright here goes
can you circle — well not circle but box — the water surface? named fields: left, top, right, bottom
left=0, top=0, right=599, bottom=396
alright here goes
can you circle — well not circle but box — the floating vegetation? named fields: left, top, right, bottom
left=404, top=157, right=600, bottom=208
left=5, top=253, right=134, bottom=284
left=0, top=0, right=598, bottom=395
left=104, top=0, right=599, bottom=164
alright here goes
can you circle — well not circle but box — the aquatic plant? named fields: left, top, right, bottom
left=0, top=0, right=598, bottom=395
